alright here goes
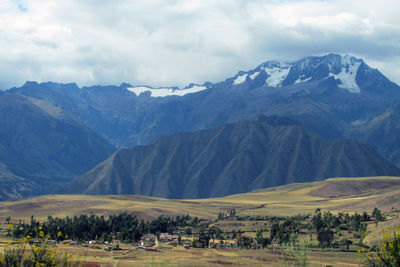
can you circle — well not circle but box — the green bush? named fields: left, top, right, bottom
left=282, top=242, right=309, bottom=267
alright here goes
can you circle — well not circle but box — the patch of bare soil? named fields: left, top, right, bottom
left=208, top=260, right=234, bottom=265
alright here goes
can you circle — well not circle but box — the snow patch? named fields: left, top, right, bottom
left=181, top=85, right=208, bottom=95
left=233, top=73, right=248, bottom=85
left=264, top=66, right=291, bottom=87
left=127, top=85, right=207, bottom=97
left=250, top=72, right=260, bottom=80
left=295, top=76, right=312, bottom=84
left=329, top=55, right=361, bottom=93
left=351, top=119, right=367, bottom=126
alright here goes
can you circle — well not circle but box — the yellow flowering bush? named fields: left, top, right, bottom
left=1, top=227, right=77, bottom=266
left=358, top=226, right=400, bottom=266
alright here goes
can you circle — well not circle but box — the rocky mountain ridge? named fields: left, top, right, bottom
left=60, top=115, right=400, bottom=198
left=1, top=53, right=400, bottom=199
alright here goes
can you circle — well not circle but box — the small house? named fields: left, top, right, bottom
left=159, top=233, right=169, bottom=241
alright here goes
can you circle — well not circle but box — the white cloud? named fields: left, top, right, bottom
left=0, top=0, right=399, bottom=89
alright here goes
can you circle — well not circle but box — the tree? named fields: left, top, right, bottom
left=352, top=213, right=361, bottom=232
left=270, top=221, right=279, bottom=240
left=279, top=219, right=298, bottom=245
left=184, top=227, right=192, bottom=236
left=317, top=228, right=334, bottom=249
left=232, top=230, right=237, bottom=239
left=340, top=239, right=352, bottom=251
left=311, top=212, right=325, bottom=233
left=198, top=228, right=210, bottom=248
left=259, top=237, right=270, bottom=249
left=285, top=243, right=309, bottom=267
left=372, top=207, right=379, bottom=218
left=208, top=226, right=219, bottom=244
left=237, top=234, right=252, bottom=248
left=229, top=209, right=237, bottom=217
left=362, top=211, right=370, bottom=221
left=359, top=223, right=367, bottom=235
left=255, top=229, right=270, bottom=248
left=107, top=234, right=113, bottom=243
left=372, top=207, right=383, bottom=226
left=178, top=233, right=182, bottom=245
left=217, top=232, right=224, bottom=244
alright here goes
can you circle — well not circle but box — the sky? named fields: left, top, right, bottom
left=0, top=0, right=399, bottom=89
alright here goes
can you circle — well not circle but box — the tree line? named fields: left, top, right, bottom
left=9, top=213, right=198, bottom=243
left=6, top=207, right=385, bottom=250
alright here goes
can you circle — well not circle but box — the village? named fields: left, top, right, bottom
left=58, top=231, right=241, bottom=252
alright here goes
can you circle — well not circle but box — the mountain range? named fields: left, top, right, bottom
left=61, top=115, right=400, bottom=198
left=0, top=92, right=115, bottom=199
left=1, top=53, right=400, bottom=200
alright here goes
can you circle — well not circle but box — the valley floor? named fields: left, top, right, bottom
left=0, top=237, right=359, bottom=266
left=1, top=176, right=400, bottom=222
left=1, top=176, right=400, bottom=266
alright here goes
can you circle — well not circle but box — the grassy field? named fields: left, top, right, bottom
left=1, top=176, right=400, bottom=223
left=64, top=244, right=361, bottom=266
left=1, top=176, right=400, bottom=266
left=0, top=237, right=360, bottom=266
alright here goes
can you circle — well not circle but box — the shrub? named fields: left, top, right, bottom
left=358, top=227, right=400, bottom=266
left=1, top=226, right=77, bottom=266
left=282, top=242, right=309, bottom=267
left=354, top=233, right=362, bottom=238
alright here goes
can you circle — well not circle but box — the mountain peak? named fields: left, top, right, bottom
left=61, top=115, right=400, bottom=198
left=231, top=54, right=367, bottom=93
left=21, top=81, right=80, bottom=91
left=22, top=81, right=39, bottom=87
left=290, top=54, right=363, bottom=92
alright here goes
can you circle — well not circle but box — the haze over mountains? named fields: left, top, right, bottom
left=0, top=92, right=115, bottom=200
left=1, top=54, right=400, bottom=200
left=61, top=115, right=400, bottom=198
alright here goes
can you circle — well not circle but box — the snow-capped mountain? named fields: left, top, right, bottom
left=125, top=54, right=393, bottom=97
left=127, top=83, right=209, bottom=97
left=231, top=61, right=292, bottom=88
left=230, top=54, right=365, bottom=93
left=1, top=53, right=400, bottom=200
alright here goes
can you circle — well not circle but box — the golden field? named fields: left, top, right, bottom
left=1, top=176, right=400, bottom=222
left=1, top=176, right=400, bottom=266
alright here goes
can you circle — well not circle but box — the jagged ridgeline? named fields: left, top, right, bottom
left=61, top=115, right=400, bottom=198
left=1, top=54, right=400, bottom=200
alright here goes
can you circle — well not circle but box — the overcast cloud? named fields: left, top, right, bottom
left=0, top=0, right=399, bottom=89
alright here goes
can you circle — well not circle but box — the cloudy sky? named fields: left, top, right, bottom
left=0, top=0, right=399, bottom=89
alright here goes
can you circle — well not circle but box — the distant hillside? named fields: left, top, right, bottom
left=9, top=55, right=400, bottom=166
left=3, top=177, right=400, bottom=221
left=61, top=115, right=400, bottom=198
left=0, top=162, right=36, bottom=201
left=0, top=93, right=116, bottom=197
left=2, top=54, right=400, bottom=200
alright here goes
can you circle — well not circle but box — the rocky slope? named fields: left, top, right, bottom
left=1, top=53, right=400, bottom=199
left=0, top=93, right=115, bottom=197
left=61, top=115, right=400, bottom=198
